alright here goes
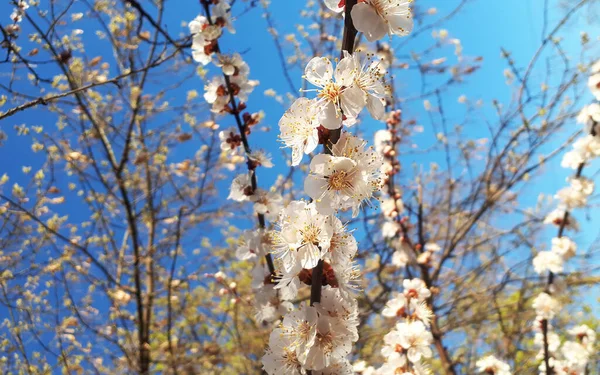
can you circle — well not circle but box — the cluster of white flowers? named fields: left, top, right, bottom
left=9, top=0, right=28, bottom=24
left=325, top=0, right=414, bottom=42
left=532, top=236, right=577, bottom=275
left=238, top=229, right=295, bottom=324
left=588, top=60, right=600, bottom=101
left=475, top=355, right=511, bottom=375
left=261, top=196, right=362, bottom=371
left=263, top=287, right=359, bottom=373
left=576, top=102, right=600, bottom=136
left=279, top=52, right=387, bottom=165
left=190, top=1, right=288, bottom=324
left=371, top=279, right=434, bottom=374
left=190, top=3, right=259, bottom=114
left=533, top=62, right=599, bottom=375
left=189, top=2, right=233, bottom=65
left=535, top=323, right=597, bottom=375
left=560, top=74, right=600, bottom=169
left=261, top=2, right=417, bottom=370
left=227, top=172, right=283, bottom=221
left=305, top=132, right=384, bottom=217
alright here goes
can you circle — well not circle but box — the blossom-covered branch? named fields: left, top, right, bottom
left=532, top=62, right=600, bottom=375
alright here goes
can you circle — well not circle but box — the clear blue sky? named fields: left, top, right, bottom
left=0, top=0, right=598, bottom=371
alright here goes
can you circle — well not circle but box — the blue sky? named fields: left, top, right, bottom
left=0, top=0, right=598, bottom=371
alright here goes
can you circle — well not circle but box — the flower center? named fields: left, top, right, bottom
left=371, top=0, right=386, bottom=17
left=297, top=321, right=313, bottom=341
left=301, top=225, right=322, bottom=245
left=318, top=82, right=342, bottom=103
left=328, top=170, right=352, bottom=191
left=316, top=331, right=334, bottom=354
left=283, top=348, right=300, bottom=367
left=406, top=289, right=419, bottom=299
left=396, top=307, right=406, bottom=317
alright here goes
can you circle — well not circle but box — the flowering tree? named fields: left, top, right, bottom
left=0, top=0, right=598, bottom=374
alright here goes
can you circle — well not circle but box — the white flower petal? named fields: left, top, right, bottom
left=305, top=57, right=334, bottom=87
left=351, top=3, right=388, bottom=42
left=319, top=101, right=342, bottom=129
left=366, top=94, right=385, bottom=120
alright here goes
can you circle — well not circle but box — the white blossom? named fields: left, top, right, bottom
left=327, top=217, right=358, bottom=265
left=304, top=154, right=367, bottom=217
left=302, top=55, right=365, bottom=129
left=402, top=278, right=431, bottom=302
left=305, top=132, right=383, bottom=216
left=250, top=189, right=283, bottom=221
left=316, top=286, right=359, bottom=342
left=348, top=51, right=387, bottom=120
left=412, top=301, right=434, bottom=327
left=374, top=129, right=392, bottom=154
left=577, top=103, right=600, bottom=135
left=475, top=355, right=512, bottom=375
left=568, top=324, right=596, bottom=352
left=330, top=259, right=362, bottom=298
left=551, top=237, right=576, bottom=260
left=381, top=197, right=404, bottom=217
left=569, top=176, right=594, bottom=196
left=204, top=76, right=230, bottom=113
left=219, top=126, right=242, bottom=154
left=264, top=300, right=356, bottom=372
left=262, top=328, right=306, bottom=375
left=189, top=15, right=221, bottom=65
left=279, top=97, right=321, bottom=166
left=561, top=341, right=589, bottom=369
left=351, top=0, right=414, bottom=42
left=543, top=208, right=579, bottom=232
left=323, top=0, right=345, bottom=13
left=391, top=243, right=413, bottom=268
left=555, top=178, right=592, bottom=209
left=382, top=220, right=400, bottom=239
left=381, top=293, right=407, bottom=318
left=389, top=321, right=433, bottom=363
left=235, top=229, right=266, bottom=260
left=424, top=242, right=441, bottom=252
left=249, top=150, right=274, bottom=168
left=271, top=201, right=333, bottom=272
left=213, top=53, right=247, bottom=76
left=533, top=251, right=564, bottom=274
left=228, top=173, right=252, bottom=202
left=588, top=60, right=600, bottom=100
left=532, top=292, right=559, bottom=320
left=212, top=1, right=235, bottom=34
left=311, top=359, right=354, bottom=375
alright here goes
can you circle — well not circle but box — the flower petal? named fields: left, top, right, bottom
left=304, top=174, right=328, bottom=201
left=323, top=0, right=344, bottom=13
left=387, top=12, right=414, bottom=37
left=319, top=101, right=342, bottom=129
left=335, top=52, right=357, bottom=87
left=351, top=3, right=388, bottom=42
left=305, top=57, right=333, bottom=87
left=366, top=94, right=385, bottom=120
left=340, top=84, right=366, bottom=119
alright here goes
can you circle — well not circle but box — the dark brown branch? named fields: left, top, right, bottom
left=200, top=1, right=275, bottom=275
left=541, top=116, right=597, bottom=375
left=308, top=0, right=358, bottom=310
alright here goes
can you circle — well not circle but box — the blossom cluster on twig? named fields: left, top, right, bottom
left=189, top=0, right=290, bottom=324
left=532, top=61, right=600, bottom=375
